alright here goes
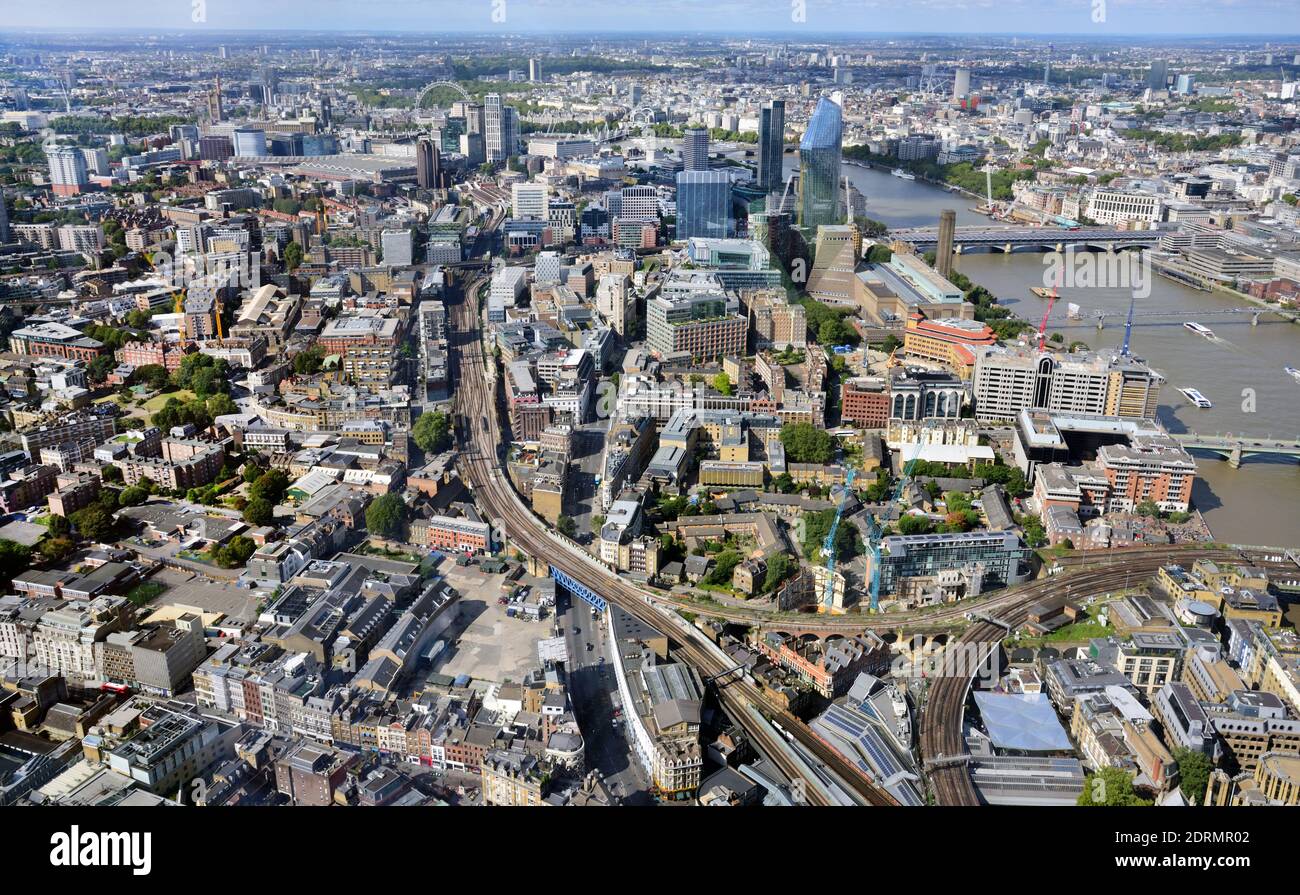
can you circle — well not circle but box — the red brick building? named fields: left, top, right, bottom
left=413, top=515, right=490, bottom=554
left=8, top=322, right=105, bottom=363
left=116, top=339, right=195, bottom=373
left=840, top=377, right=890, bottom=428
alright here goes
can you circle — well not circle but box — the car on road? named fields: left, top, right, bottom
left=573, top=626, right=581, bottom=635
left=586, top=642, right=594, bottom=651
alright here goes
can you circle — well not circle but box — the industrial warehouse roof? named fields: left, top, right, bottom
left=972, top=692, right=1073, bottom=753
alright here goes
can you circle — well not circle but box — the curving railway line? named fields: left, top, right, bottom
left=441, top=250, right=1297, bottom=808
left=444, top=270, right=898, bottom=806
left=917, top=549, right=1282, bottom=806
left=648, top=543, right=1295, bottom=634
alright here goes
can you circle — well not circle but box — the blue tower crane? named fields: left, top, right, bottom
left=1120, top=290, right=1137, bottom=357
left=820, top=465, right=856, bottom=611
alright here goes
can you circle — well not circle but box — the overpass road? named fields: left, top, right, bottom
left=441, top=234, right=1294, bottom=807
left=445, top=268, right=896, bottom=806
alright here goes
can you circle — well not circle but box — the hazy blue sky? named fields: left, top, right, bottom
left=2, top=0, right=1298, bottom=36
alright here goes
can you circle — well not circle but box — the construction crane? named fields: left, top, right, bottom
left=1037, top=265, right=1062, bottom=351
left=214, top=296, right=224, bottom=345
left=819, top=465, right=857, bottom=612
left=865, top=438, right=925, bottom=611
left=1119, top=290, right=1136, bottom=357
left=173, top=290, right=187, bottom=341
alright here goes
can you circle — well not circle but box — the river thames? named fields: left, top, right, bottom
left=794, top=158, right=1300, bottom=547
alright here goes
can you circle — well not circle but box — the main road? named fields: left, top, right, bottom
left=445, top=264, right=898, bottom=806
left=442, top=225, right=1296, bottom=807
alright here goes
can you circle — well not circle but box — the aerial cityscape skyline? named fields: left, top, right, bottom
left=0, top=12, right=1297, bottom=844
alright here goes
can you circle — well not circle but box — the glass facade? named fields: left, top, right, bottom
left=876, top=530, right=1030, bottom=595
left=675, top=171, right=732, bottom=240
left=758, top=100, right=785, bottom=195
left=798, top=97, right=842, bottom=232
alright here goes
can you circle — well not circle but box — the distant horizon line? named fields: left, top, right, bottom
left=2, top=27, right=1299, bottom=39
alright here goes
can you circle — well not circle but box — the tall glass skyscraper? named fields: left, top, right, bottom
left=758, top=100, right=785, bottom=196
left=675, top=170, right=732, bottom=240
left=798, top=97, right=843, bottom=232
left=682, top=127, right=710, bottom=171
left=485, top=93, right=518, bottom=163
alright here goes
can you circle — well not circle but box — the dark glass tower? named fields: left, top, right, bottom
left=758, top=100, right=785, bottom=197
left=675, top=170, right=732, bottom=240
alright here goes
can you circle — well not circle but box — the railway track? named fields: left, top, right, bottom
left=445, top=276, right=895, bottom=806
left=917, top=553, right=1244, bottom=806
left=647, top=543, right=1293, bottom=633
left=443, top=262, right=1293, bottom=808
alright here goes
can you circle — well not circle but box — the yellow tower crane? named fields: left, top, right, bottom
left=174, top=290, right=187, bottom=341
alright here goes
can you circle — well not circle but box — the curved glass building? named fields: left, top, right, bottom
left=798, top=97, right=843, bottom=233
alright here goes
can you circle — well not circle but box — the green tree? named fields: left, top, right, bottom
left=283, top=240, right=304, bottom=271
left=712, top=372, right=734, bottom=396
left=206, top=393, right=238, bottom=417
left=780, top=422, right=835, bottom=464
left=210, top=535, right=257, bottom=568
left=119, top=485, right=149, bottom=507
left=69, top=505, right=116, bottom=542
left=152, top=396, right=213, bottom=432
left=898, top=514, right=934, bottom=536
left=864, top=470, right=893, bottom=502
left=762, top=553, right=793, bottom=592
left=864, top=244, right=893, bottom=264
left=125, top=309, right=153, bottom=329
left=292, top=344, right=325, bottom=375
left=703, top=549, right=742, bottom=587
left=1173, top=748, right=1212, bottom=805
left=87, top=354, right=116, bottom=384
left=412, top=411, right=451, bottom=454
left=0, top=539, right=32, bottom=582
left=242, top=497, right=274, bottom=526
left=365, top=493, right=408, bottom=539
left=134, top=364, right=170, bottom=390
left=174, top=354, right=231, bottom=399
left=1078, top=767, right=1152, bottom=806
left=38, top=536, right=76, bottom=562
left=249, top=470, right=290, bottom=506
left=556, top=515, right=577, bottom=538
left=800, top=508, right=858, bottom=561
left=45, top=515, right=73, bottom=538
left=1018, top=512, right=1047, bottom=548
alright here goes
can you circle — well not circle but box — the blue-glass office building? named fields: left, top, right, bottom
left=798, top=97, right=843, bottom=232
left=675, top=170, right=732, bottom=240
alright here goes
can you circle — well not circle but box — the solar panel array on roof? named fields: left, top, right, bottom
left=813, top=704, right=924, bottom=807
